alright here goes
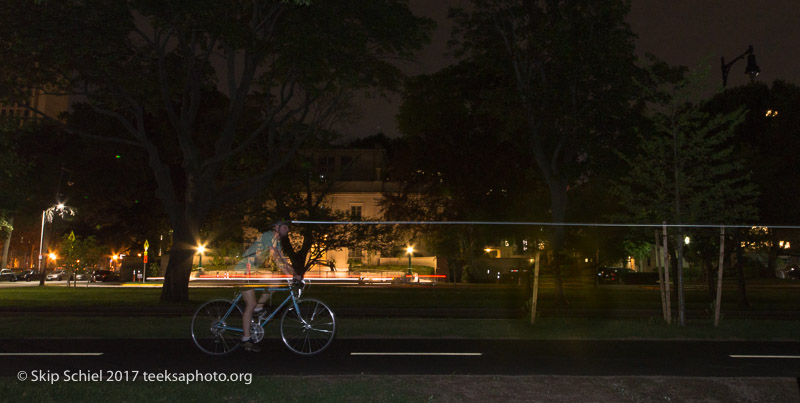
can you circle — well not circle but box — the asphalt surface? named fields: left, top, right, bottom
left=2, top=338, right=800, bottom=378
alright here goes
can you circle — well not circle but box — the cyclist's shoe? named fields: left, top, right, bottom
left=241, top=340, right=261, bottom=352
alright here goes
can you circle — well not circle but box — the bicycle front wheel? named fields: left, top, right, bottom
left=280, top=298, right=336, bottom=355
left=191, top=299, right=243, bottom=355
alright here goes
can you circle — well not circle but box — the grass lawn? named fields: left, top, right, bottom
left=2, top=281, right=798, bottom=312
left=2, top=375, right=798, bottom=402
left=1, top=283, right=798, bottom=341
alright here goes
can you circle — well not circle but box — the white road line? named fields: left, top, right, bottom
left=730, top=355, right=800, bottom=359
left=351, top=352, right=482, bottom=356
left=0, top=353, right=104, bottom=356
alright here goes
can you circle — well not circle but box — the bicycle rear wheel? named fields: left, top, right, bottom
left=280, top=298, right=336, bottom=355
left=191, top=299, right=243, bottom=355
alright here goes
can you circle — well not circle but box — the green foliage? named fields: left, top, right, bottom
left=622, top=240, right=652, bottom=270
left=614, top=64, right=759, bottom=227
left=209, top=239, right=242, bottom=266
left=146, top=261, right=161, bottom=277
left=57, top=232, right=103, bottom=271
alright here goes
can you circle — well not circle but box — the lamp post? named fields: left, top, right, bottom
left=37, top=203, right=75, bottom=285
left=721, top=45, right=760, bottom=87
left=197, top=244, right=206, bottom=270
left=405, top=246, right=414, bottom=283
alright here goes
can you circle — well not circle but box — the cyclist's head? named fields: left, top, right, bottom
left=273, top=220, right=289, bottom=236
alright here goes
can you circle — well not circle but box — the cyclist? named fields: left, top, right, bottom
left=240, top=221, right=301, bottom=352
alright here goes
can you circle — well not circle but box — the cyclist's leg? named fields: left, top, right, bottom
left=254, top=291, right=270, bottom=313
left=241, top=289, right=256, bottom=341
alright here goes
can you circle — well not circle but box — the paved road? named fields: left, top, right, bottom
left=2, top=339, right=799, bottom=378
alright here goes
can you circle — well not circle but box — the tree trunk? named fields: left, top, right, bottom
left=662, top=224, right=672, bottom=324
left=655, top=230, right=667, bottom=322
left=706, top=258, right=716, bottom=301
left=1, top=217, right=12, bottom=269
left=735, top=229, right=751, bottom=309
left=713, top=227, right=725, bottom=327
left=675, top=229, right=686, bottom=326
left=160, top=220, right=197, bottom=302
left=548, top=180, right=568, bottom=306
left=766, top=230, right=779, bottom=278
left=530, top=251, right=541, bottom=325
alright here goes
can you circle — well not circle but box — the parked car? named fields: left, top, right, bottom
left=777, top=264, right=800, bottom=280
left=16, top=270, right=43, bottom=282
left=775, top=254, right=800, bottom=279
left=73, top=272, right=87, bottom=281
left=597, top=267, right=659, bottom=285
left=46, top=270, right=69, bottom=281
left=597, top=267, right=632, bottom=284
left=0, top=268, right=17, bottom=282
left=91, top=270, right=120, bottom=282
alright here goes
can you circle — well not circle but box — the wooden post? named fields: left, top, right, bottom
left=530, top=251, right=541, bottom=325
left=714, top=226, right=726, bottom=327
left=655, top=230, right=667, bottom=321
left=662, top=223, right=672, bottom=325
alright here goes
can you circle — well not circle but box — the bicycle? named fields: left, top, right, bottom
left=191, top=279, right=336, bottom=355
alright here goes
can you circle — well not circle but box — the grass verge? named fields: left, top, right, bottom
left=2, top=375, right=798, bottom=402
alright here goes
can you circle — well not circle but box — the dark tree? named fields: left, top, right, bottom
left=1, top=0, right=434, bottom=301
left=448, top=0, right=640, bottom=302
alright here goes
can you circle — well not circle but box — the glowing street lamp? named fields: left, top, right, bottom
left=37, top=203, right=75, bottom=285
left=196, top=244, right=207, bottom=269
left=406, top=246, right=414, bottom=275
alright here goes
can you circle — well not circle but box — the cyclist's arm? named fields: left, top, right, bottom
left=270, top=246, right=298, bottom=278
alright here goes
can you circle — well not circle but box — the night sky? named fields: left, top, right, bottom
left=343, top=0, right=800, bottom=140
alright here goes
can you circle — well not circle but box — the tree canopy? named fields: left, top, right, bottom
left=1, top=0, right=434, bottom=301
left=446, top=0, right=641, bottom=302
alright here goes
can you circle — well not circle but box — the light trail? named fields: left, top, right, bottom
left=293, top=220, right=800, bottom=229
left=350, top=352, right=482, bottom=356
left=0, top=353, right=104, bottom=356
left=729, top=354, right=800, bottom=359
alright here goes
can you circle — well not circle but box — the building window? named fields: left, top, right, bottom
left=350, top=205, right=362, bottom=221
left=348, top=247, right=363, bottom=267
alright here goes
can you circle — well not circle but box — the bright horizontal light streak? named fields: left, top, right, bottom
left=350, top=352, right=482, bottom=356
left=293, top=220, right=800, bottom=229
left=729, top=355, right=800, bottom=359
left=0, top=353, right=104, bottom=356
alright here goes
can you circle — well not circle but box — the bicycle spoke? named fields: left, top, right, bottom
left=280, top=298, right=336, bottom=355
left=191, top=299, right=243, bottom=355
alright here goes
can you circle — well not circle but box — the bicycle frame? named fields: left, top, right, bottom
left=192, top=278, right=336, bottom=355
left=217, top=283, right=306, bottom=334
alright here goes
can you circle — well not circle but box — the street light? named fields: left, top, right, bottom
left=197, top=244, right=207, bottom=269
left=721, top=45, right=760, bottom=87
left=406, top=246, right=414, bottom=275
left=37, top=203, right=75, bottom=282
